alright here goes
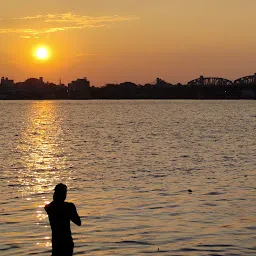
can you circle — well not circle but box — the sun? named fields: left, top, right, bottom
left=35, top=47, right=50, bottom=60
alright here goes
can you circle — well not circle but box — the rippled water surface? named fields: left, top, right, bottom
left=0, top=100, right=255, bottom=256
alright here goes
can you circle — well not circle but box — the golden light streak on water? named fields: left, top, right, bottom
left=15, top=101, right=69, bottom=196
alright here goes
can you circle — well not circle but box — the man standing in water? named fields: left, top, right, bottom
left=45, top=183, right=81, bottom=256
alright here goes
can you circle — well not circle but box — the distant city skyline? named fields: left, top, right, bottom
left=1, top=72, right=255, bottom=100
left=1, top=0, right=256, bottom=86
left=1, top=72, right=255, bottom=87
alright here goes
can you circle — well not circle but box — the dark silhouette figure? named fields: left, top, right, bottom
left=45, top=183, right=81, bottom=256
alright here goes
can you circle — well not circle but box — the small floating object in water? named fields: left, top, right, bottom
left=244, top=175, right=247, bottom=177
left=188, top=189, right=192, bottom=193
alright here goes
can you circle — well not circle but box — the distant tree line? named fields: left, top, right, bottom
left=0, top=76, right=255, bottom=100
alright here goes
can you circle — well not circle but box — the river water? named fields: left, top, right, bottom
left=0, top=100, right=255, bottom=256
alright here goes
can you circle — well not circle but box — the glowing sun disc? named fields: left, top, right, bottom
left=35, top=47, right=49, bottom=60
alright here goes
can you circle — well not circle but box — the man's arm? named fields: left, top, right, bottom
left=70, top=203, right=81, bottom=226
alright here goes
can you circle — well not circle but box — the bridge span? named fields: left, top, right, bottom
left=234, top=73, right=256, bottom=85
left=187, top=73, right=256, bottom=86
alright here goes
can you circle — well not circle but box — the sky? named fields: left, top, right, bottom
left=0, top=0, right=255, bottom=86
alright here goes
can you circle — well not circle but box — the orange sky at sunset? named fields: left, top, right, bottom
left=0, top=0, right=255, bottom=86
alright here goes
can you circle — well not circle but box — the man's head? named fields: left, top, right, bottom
left=53, top=183, right=67, bottom=202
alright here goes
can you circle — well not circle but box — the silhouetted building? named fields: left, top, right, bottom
left=15, top=77, right=45, bottom=98
left=0, top=77, right=15, bottom=98
left=14, top=77, right=68, bottom=99
left=1, top=77, right=14, bottom=90
left=68, top=77, right=91, bottom=99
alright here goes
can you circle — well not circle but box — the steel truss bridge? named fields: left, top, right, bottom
left=234, top=74, right=256, bottom=85
left=187, top=73, right=256, bottom=86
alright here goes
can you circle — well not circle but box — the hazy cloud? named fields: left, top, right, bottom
left=0, top=13, right=139, bottom=37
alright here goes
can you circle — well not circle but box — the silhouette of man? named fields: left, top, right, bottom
left=45, top=183, right=81, bottom=256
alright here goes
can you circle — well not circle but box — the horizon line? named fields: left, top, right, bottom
left=1, top=73, right=256, bottom=87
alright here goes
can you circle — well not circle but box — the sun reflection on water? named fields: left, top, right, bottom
left=16, top=101, right=69, bottom=195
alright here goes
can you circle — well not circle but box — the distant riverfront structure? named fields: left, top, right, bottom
left=68, top=77, right=91, bottom=99
left=0, top=73, right=255, bottom=99
left=187, top=74, right=256, bottom=87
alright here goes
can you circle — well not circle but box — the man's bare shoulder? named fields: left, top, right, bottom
left=66, top=202, right=77, bottom=210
